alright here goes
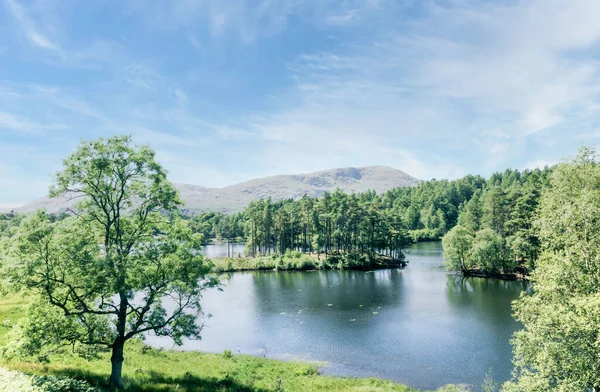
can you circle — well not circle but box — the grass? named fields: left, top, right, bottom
left=0, top=294, right=28, bottom=347
left=0, top=296, right=465, bottom=392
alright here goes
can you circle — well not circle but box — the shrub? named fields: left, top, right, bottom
left=295, top=257, right=316, bottom=270
left=33, top=375, right=98, bottom=392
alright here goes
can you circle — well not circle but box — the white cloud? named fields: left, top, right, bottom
left=236, top=0, right=600, bottom=180
left=3, top=0, right=600, bottom=205
left=4, top=0, right=59, bottom=51
left=403, top=0, right=600, bottom=137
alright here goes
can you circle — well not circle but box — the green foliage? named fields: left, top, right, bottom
left=504, top=147, right=600, bottom=391
left=211, top=250, right=404, bottom=273
left=222, top=350, right=233, bottom=359
left=470, top=229, right=511, bottom=274
left=187, top=212, right=245, bottom=245
left=32, top=374, right=99, bottom=392
left=442, top=225, right=474, bottom=272
left=181, top=174, right=496, bottom=268
left=409, top=228, right=441, bottom=242
left=242, top=191, right=411, bottom=267
left=457, top=189, right=483, bottom=232
left=482, top=370, right=497, bottom=392
left=0, top=136, right=218, bottom=388
left=442, top=167, right=551, bottom=277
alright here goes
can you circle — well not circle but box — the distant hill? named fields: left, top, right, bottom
left=4, top=166, right=420, bottom=214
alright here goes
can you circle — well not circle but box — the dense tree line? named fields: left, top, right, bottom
left=186, top=176, right=490, bottom=262
left=185, top=168, right=551, bottom=270
left=188, top=212, right=245, bottom=242
left=243, top=192, right=410, bottom=261
left=443, top=167, right=552, bottom=276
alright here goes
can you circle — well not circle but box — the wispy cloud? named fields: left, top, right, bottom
left=125, top=0, right=299, bottom=44
left=325, top=9, right=360, bottom=25
left=123, top=63, right=159, bottom=90
left=30, top=86, right=111, bottom=122
left=4, top=0, right=59, bottom=51
left=2, top=0, right=600, bottom=206
left=245, top=0, right=600, bottom=174
left=0, top=111, right=69, bottom=132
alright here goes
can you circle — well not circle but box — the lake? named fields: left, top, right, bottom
left=149, top=241, right=527, bottom=391
left=200, top=242, right=246, bottom=258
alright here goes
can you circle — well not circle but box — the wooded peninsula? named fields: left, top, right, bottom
left=176, top=163, right=551, bottom=277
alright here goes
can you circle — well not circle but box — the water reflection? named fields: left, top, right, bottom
left=201, top=242, right=246, bottom=258
left=148, top=241, right=525, bottom=391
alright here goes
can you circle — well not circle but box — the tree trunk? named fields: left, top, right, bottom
left=109, top=338, right=125, bottom=389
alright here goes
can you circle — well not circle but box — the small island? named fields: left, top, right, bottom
left=211, top=250, right=407, bottom=272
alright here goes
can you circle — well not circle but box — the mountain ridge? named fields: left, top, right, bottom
left=3, top=165, right=420, bottom=214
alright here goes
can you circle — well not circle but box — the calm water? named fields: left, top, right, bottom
left=201, top=242, right=246, bottom=258
left=150, top=242, right=527, bottom=391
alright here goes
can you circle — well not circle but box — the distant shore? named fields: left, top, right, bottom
left=210, top=251, right=407, bottom=273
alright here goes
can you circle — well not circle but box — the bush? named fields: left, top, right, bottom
left=294, top=257, right=316, bottom=270
left=33, top=375, right=98, bottom=392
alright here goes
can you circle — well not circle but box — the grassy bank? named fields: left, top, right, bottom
left=0, top=343, right=464, bottom=392
left=0, top=296, right=464, bottom=392
left=211, top=250, right=406, bottom=273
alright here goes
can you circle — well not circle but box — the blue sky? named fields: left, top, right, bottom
left=1, top=0, right=600, bottom=207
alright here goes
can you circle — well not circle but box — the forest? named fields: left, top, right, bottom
left=186, top=166, right=552, bottom=276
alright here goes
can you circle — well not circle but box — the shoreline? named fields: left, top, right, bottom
left=460, top=269, right=529, bottom=281
left=210, top=252, right=408, bottom=273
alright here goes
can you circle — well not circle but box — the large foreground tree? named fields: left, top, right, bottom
left=2, top=136, right=217, bottom=389
left=504, top=147, right=600, bottom=391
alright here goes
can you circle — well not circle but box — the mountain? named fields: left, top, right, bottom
left=5, top=166, right=419, bottom=214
